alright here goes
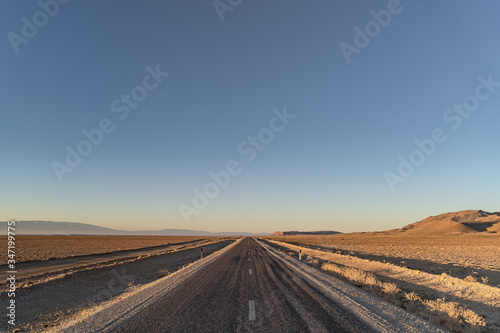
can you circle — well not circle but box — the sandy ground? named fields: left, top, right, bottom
left=265, top=238, right=500, bottom=332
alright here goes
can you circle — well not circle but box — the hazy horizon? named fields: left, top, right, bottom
left=3, top=208, right=500, bottom=235
left=2, top=1, right=499, bottom=234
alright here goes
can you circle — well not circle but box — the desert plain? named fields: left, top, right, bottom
left=1, top=210, right=499, bottom=332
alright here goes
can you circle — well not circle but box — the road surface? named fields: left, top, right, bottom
left=113, top=237, right=372, bottom=332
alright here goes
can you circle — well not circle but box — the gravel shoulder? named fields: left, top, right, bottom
left=258, top=239, right=447, bottom=333
left=265, top=238, right=499, bottom=332
left=48, top=239, right=241, bottom=333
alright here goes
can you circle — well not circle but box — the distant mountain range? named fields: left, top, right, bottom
left=269, top=210, right=500, bottom=236
left=0, top=221, right=262, bottom=236
left=3, top=210, right=499, bottom=236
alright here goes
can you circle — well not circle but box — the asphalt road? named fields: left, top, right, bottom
left=113, top=238, right=373, bottom=333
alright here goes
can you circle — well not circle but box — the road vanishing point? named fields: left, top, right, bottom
left=57, top=238, right=445, bottom=333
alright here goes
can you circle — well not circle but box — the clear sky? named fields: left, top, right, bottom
left=1, top=1, right=499, bottom=233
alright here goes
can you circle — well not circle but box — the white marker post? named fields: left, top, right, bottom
left=299, top=249, right=302, bottom=261
left=200, top=247, right=204, bottom=259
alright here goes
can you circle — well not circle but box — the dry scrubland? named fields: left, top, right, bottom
left=269, top=234, right=500, bottom=275
left=265, top=234, right=500, bottom=333
left=0, top=235, right=208, bottom=264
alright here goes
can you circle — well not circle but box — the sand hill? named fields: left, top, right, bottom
left=395, top=210, right=500, bottom=235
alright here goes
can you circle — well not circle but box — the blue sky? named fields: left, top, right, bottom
left=1, top=1, right=499, bottom=233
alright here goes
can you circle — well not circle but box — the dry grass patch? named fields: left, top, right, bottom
left=305, top=258, right=321, bottom=268
left=321, top=262, right=399, bottom=294
left=268, top=234, right=500, bottom=277
left=156, top=269, right=171, bottom=278
left=319, top=261, right=485, bottom=332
